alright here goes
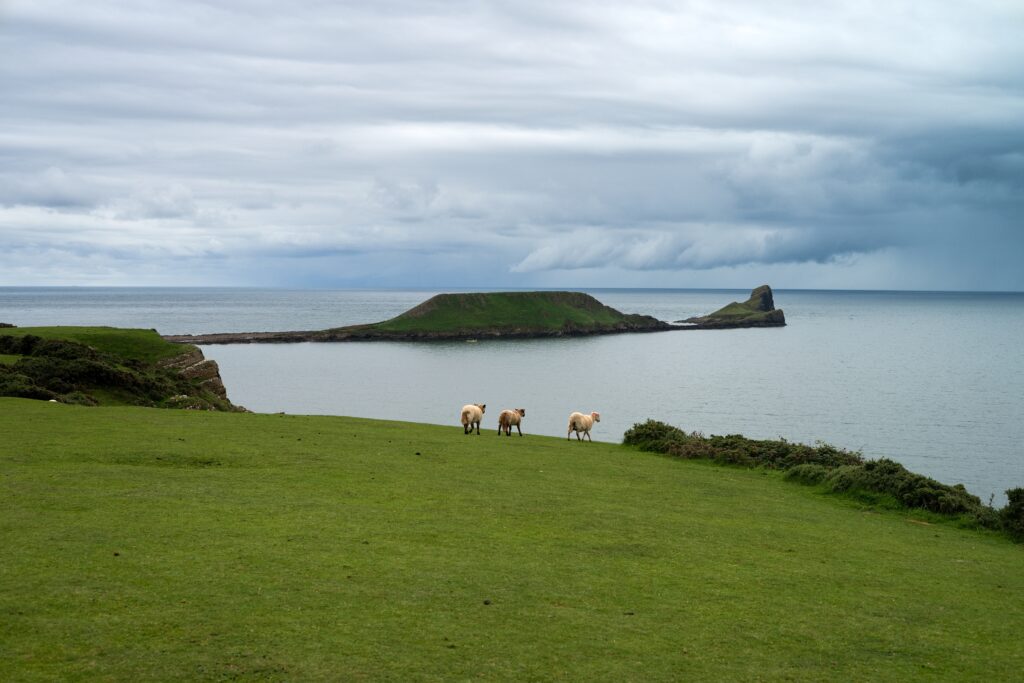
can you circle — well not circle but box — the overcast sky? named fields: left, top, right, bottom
left=1, top=1, right=1022, bottom=290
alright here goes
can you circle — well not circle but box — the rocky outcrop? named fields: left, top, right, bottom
left=746, top=284, right=776, bottom=312
left=158, top=348, right=229, bottom=401
left=677, top=285, right=786, bottom=329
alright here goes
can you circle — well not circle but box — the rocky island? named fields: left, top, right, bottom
left=678, top=285, right=786, bottom=329
left=163, top=291, right=673, bottom=344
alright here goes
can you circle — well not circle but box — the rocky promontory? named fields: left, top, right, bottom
left=677, top=285, right=786, bottom=329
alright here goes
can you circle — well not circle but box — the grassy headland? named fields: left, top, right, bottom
left=2, top=398, right=1021, bottom=681
left=0, top=326, right=237, bottom=410
left=163, top=291, right=671, bottom=344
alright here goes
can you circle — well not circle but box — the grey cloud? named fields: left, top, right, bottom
left=511, top=224, right=903, bottom=273
left=1, top=0, right=1022, bottom=288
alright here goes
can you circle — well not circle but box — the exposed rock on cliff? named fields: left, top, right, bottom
left=158, top=348, right=230, bottom=401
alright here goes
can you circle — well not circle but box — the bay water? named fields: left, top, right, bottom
left=3, top=287, right=1022, bottom=504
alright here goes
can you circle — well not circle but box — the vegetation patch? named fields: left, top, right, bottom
left=370, top=291, right=661, bottom=335
left=623, top=419, right=1021, bottom=541
left=1, top=325, right=187, bottom=363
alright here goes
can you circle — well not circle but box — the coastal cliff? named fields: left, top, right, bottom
left=0, top=326, right=242, bottom=410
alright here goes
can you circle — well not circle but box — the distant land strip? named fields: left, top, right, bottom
left=162, top=288, right=785, bottom=345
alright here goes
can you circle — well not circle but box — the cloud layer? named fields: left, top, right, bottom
left=1, top=1, right=1022, bottom=288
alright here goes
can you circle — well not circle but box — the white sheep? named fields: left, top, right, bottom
left=567, top=411, right=601, bottom=441
left=460, top=403, right=486, bottom=435
left=497, top=408, right=526, bottom=437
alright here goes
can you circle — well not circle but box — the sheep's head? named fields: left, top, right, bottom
left=479, top=404, right=486, bottom=412
left=517, top=408, right=526, bottom=417
left=591, top=412, right=601, bottom=422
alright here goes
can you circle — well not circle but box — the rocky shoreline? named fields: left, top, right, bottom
left=163, top=321, right=678, bottom=345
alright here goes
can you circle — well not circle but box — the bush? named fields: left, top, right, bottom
left=623, top=418, right=1019, bottom=542
left=0, top=371, right=59, bottom=401
left=784, top=463, right=830, bottom=485
left=1002, top=488, right=1024, bottom=542
left=622, top=420, right=689, bottom=451
left=821, top=459, right=983, bottom=515
left=62, top=391, right=98, bottom=406
left=622, top=421, right=862, bottom=470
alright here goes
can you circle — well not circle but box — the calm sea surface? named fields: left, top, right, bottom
left=3, top=287, right=1022, bottom=504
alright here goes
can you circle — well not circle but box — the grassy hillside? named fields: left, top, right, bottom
left=0, top=327, right=235, bottom=409
left=0, top=326, right=187, bottom=363
left=369, top=291, right=649, bottom=334
left=2, top=398, right=1021, bottom=681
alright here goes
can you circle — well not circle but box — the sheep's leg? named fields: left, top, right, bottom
left=475, top=421, right=481, bottom=435
left=516, top=424, right=522, bottom=436
left=585, top=431, right=592, bottom=442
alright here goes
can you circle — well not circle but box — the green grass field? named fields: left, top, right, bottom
left=0, top=326, right=188, bottom=363
left=2, top=398, right=1021, bottom=681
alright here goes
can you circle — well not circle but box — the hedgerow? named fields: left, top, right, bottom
left=623, top=419, right=1021, bottom=542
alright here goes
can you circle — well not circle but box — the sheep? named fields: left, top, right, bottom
left=497, top=408, right=526, bottom=436
left=460, top=403, right=486, bottom=435
left=567, top=411, right=601, bottom=441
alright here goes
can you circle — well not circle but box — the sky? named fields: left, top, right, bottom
left=1, top=1, right=1022, bottom=290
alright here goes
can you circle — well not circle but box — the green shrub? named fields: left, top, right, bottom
left=822, top=459, right=982, bottom=515
left=62, top=391, right=98, bottom=406
left=622, top=421, right=862, bottom=470
left=0, top=370, right=59, bottom=401
left=622, top=420, right=689, bottom=451
left=1002, top=488, right=1024, bottom=542
left=784, top=463, right=830, bottom=485
left=624, top=419, right=1018, bottom=541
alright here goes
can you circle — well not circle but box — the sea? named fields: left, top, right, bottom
left=3, top=287, right=1022, bottom=505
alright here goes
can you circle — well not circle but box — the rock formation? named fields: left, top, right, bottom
left=678, top=285, right=786, bottom=328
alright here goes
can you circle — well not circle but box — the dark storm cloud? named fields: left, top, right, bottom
left=1, top=0, right=1022, bottom=287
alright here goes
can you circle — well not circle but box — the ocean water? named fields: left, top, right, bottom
left=2, top=287, right=1022, bottom=504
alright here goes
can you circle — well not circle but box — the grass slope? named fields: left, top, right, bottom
left=0, top=326, right=188, bottom=363
left=361, top=291, right=662, bottom=335
left=2, top=398, right=1021, bottom=681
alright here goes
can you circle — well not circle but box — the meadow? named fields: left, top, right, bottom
left=2, top=398, right=1021, bottom=681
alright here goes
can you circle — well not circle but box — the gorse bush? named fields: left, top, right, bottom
left=623, top=419, right=1021, bottom=542
left=623, top=420, right=863, bottom=470
left=783, top=463, right=830, bottom=485
left=822, top=458, right=981, bottom=515
left=1003, top=488, right=1024, bottom=542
